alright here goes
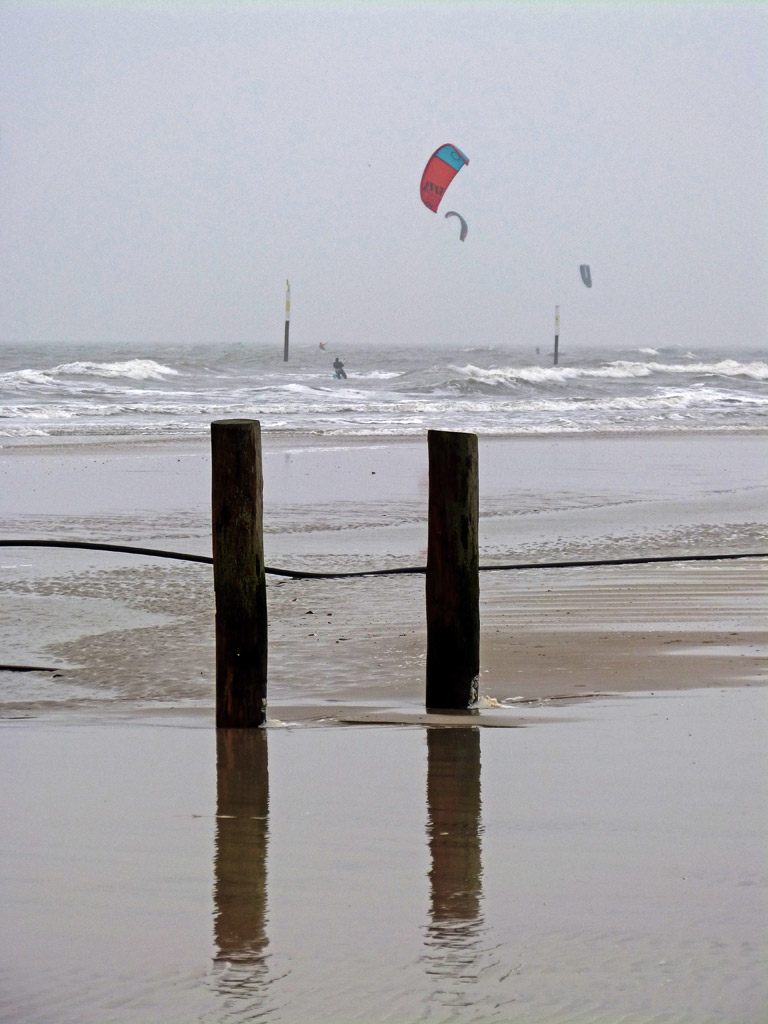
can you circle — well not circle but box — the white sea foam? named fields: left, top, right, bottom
left=353, top=370, right=402, bottom=380
left=653, top=359, right=768, bottom=379
left=53, top=359, right=179, bottom=380
left=278, top=382, right=327, bottom=395
left=1, top=341, right=765, bottom=441
left=0, top=368, right=59, bottom=387
left=452, top=359, right=768, bottom=385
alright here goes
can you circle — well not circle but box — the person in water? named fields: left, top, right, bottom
left=333, top=357, right=347, bottom=379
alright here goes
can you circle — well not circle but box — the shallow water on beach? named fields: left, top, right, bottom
left=1, top=688, right=766, bottom=1024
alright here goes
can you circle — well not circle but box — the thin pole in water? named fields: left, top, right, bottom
left=553, top=304, right=560, bottom=366
left=283, top=279, right=290, bottom=362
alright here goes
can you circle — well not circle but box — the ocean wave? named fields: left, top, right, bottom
left=450, top=359, right=768, bottom=386
left=0, top=368, right=55, bottom=388
left=507, top=387, right=768, bottom=414
left=1, top=341, right=765, bottom=443
left=650, top=359, right=768, bottom=379
left=2, top=384, right=764, bottom=432
left=53, top=359, right=179, bottom=380
left=0, top=359, right=179, bottom=390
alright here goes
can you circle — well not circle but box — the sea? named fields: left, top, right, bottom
left=1, top=339, right=766, bottom=444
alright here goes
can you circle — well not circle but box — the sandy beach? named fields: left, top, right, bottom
left=0, top=432, right=765, bottom=719
left=0, top=431, right=766, bottom=1022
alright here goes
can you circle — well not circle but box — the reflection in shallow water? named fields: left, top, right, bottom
left=209, top=724, right=495, bottom=1019
left=424, top=726, right=497, bottom=1010
left=194, top=697, right=768, bottom=1024
left=427, top=726, right=483, bottom=927
left=213, top=728, right=271, bottom=1006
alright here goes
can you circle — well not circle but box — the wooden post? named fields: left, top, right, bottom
left=426, top=429, right=479, bottom=709
left=211, top=419, right=267, bottom=727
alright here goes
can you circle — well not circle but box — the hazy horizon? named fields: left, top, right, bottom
left=2, top=1, right=766, bottom=352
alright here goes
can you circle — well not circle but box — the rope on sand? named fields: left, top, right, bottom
left=0, top=539, right=213, bottom=564
left=0, top=539, right=766, bottom=578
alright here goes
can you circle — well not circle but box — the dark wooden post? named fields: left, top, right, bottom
left=211, top=419, right=267, bottom=727
left=426, top=429, right=479, bottom=709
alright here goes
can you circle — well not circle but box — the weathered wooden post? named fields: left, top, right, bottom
left=211, top=419, right=267, bottom=727
left=426, top=428, right=479, bottom=709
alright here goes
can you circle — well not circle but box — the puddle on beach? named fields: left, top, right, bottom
left=0, top=688, right=766, bottom=1024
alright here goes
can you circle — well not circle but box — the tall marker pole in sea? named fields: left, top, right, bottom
left=283, top=279, right=290, bottom=362
left=553, top=304, right=560, bottom=366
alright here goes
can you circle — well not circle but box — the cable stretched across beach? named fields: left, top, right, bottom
left=0, top=538, right=766, bottom=578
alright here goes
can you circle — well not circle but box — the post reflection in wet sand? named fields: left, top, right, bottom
left=213, top=728, right=270, bottom=987
left=424, top=725, right=485, bottom=993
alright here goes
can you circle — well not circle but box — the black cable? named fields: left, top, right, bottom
left=0, top=539, right=213, bottom=564
left=477, top=551, right=768, bottom=573
left=0, top=538, right=765, bottom=579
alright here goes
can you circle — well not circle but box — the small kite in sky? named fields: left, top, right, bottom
left=444, top=210, right=468, bottom=241
left=580, top=264, right=592, bottom=287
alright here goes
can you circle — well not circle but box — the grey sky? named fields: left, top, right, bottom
left=1, top=1, right=766, bottom=351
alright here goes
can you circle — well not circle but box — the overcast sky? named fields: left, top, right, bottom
left=1, top=1, right=766, bottom=351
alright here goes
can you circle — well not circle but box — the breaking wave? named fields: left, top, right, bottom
left=1, top=342, right=765, bottom=442
left=451, top=359, right=768, bottom=387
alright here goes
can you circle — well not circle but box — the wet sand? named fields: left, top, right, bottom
left=0, top=432, right=765, bottom=720
left=0, top=432, right=766, bottom=1021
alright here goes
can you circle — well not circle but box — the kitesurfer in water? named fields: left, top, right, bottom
left=333, top=357, right=347, bottom=379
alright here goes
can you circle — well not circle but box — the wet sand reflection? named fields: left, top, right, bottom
left=211, top=725, right=487, bottom=1016
left=213, top=728, right=270, bottom=989
left=424, top=725, right=486, bottom=998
